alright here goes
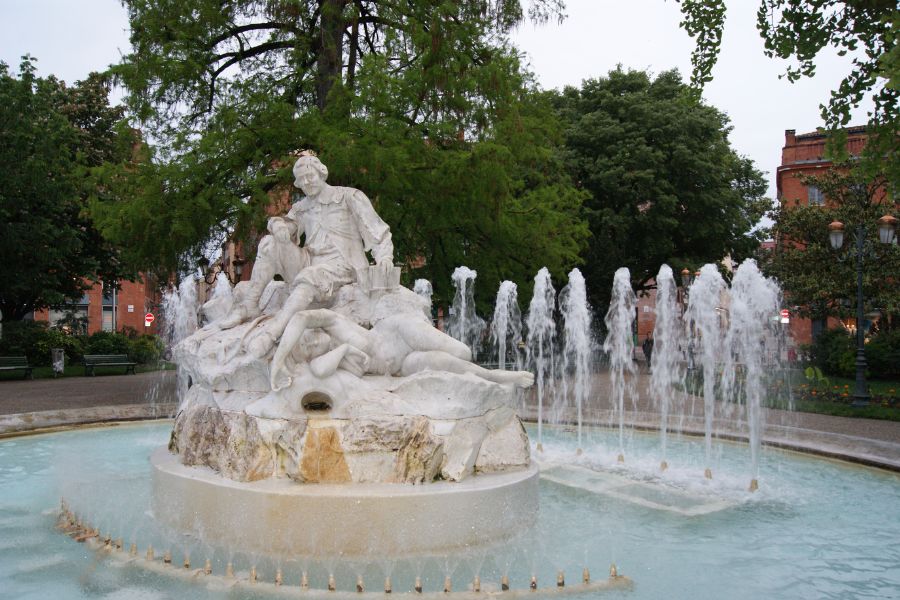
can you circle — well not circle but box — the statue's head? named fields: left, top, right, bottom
left=293, top=154, right=328, bottom=196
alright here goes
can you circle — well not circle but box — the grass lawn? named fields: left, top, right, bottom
left=0, top=362, right=175, bottom=381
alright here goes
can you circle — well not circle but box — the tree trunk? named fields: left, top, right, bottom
left=316, top=0, right=348, bottom=112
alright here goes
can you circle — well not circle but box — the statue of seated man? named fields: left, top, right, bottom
left=218, top=154, right=394, bottom=351
left=269, top=308, right=535, bottom=392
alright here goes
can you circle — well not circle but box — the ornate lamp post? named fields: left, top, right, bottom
left=198, top=255, right=245, bottom=285
left=827, top=214, right=897, bottom=406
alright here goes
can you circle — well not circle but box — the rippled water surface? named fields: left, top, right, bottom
left=1, top=422, right=898, bottom=599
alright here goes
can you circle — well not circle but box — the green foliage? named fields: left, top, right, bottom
left=867, top=329, right=900, bottom=379
left=0, top=57, right=137, bottom=322
left=92, top=0, right=587, bottom=309
left=0, top=321, right=84, bottom=365
left=34, top=329, right=85, bottom=365
left=84, top=331, right=131, bottom=356
left=126, top=334, right=164, bottom=364
left=552, top=68, right=769, bottom=309
left=806, top=325, right=900, bottom=382
left=809, top=328, right=855, bottom=378
left=803, top=365, right=830, bottom=387
left=760, top=169, right=900, bottom=322
left=678, top=1, right=899, bottom=185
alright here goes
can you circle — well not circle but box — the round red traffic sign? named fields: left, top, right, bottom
left=780, top=309, right=789, bottom=318
left=144, top=313, right=155, bottom=323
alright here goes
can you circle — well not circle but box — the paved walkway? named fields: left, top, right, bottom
left=0, top=370, right=898, bottom=470
left=0, top=371, right=177, bottom=434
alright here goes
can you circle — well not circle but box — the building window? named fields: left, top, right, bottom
left=807, top=186, right=825, bottom=206
left=102, top=281, right=118, bottom=331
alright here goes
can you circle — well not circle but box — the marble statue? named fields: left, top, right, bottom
left=219, top=154, right=393, bottom=344
left=170, top=153, right=534, bottom=485
left=269, top=308, right=535, bottom=391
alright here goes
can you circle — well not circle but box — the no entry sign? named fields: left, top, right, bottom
left=780, top=309, right=790, bottom=324
left=144, top=312, right=155, bottom=327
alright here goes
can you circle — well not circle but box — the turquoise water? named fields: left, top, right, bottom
left=1, top=422, right=899, bottom=599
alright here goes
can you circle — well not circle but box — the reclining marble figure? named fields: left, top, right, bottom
left=268, top=308, right=534, bottom=391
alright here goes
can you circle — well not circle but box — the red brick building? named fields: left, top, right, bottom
left=774, top=126, right=870, bottom=345
left=32, top=276, right=161, bottom=335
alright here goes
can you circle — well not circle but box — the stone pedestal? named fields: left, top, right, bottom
left=152, top=448, right=539, bottom=557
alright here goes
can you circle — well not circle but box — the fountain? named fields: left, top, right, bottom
left=720, top=260, right=782, bottom=491
left=649, top=265, right=681, bottom=471
left=447, top=266, right=487, bottom=361
left=685, top=263, right=727, bottom=479
left=490, top=280, right=523, bottom=371
left=155, top=155, right=538, bottom=558
left=2, top=159, right=899, bottom=597
left=412, top=278, right=433, bottom=311
left=524, top=268, right=557, bottom=452
left=558, top=268, right=594, bottom=452
left=160, top=277, right=199, bottom=402
left=603, top=267, right=637, bottom=463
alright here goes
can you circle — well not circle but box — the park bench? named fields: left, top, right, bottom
left=0, top=356, right=33, bottom=379
left=83, top=354, right=137, bottom=376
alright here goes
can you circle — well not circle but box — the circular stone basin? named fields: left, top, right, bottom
left=2, top=422, right=900, bottom=598
left=151, top=447, right=539, bottom=557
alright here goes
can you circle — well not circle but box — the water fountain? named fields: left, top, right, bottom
left=558, top=268, right=594, bottom=452
left=160, top=277, right=199, bottom=403
left=412, top=278, right=433, bottom=311
left=720, top=260, right=782, bottom=491
left=685, top=263, right=727, bottom=479
left=603, top=267, right=637, bottom=463
left=2, top=160, right=898, bottom=597
left=525, top=268, right=557, bottom=452
left=447, top=266, right=486, bottom=361
left=649, top=265, right=681, bottom=472
left=489, top=280, right=523, bottom=371
left=156, top=156, right=538, bottom=558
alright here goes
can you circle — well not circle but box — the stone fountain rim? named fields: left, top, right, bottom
left=2, top=412, right=897, bottom=474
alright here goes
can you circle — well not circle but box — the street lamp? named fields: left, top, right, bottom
left=827, top=213, right=897, bottom=406
left=198, top=255, right=245, bottom=285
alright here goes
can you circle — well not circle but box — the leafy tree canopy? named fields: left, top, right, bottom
left=761, top=169, right=900, bottom=323
left=678, top=0, right=899, bottom=184
left=552, top=68, right=770, bottom=308
left=0, top=57, right=136, bottom=322
left=93, top=0, right=587, bottom=309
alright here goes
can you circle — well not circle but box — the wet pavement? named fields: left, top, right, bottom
left=0, top=371, right=177, bottom=435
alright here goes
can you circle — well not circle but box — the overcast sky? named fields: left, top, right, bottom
left=1, top=0, right=873, bottom=203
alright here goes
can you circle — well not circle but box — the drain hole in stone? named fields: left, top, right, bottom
left=301, top=391, right=333, bottom=412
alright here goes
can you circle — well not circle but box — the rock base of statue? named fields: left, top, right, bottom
left=172, top=282, right=533, bottom=484
left=170, top=369, right=531, bottom=484
left=152, top=447, right=538, bottom=557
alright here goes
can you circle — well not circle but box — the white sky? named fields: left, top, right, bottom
left=0, top=0, right=874, bottom=203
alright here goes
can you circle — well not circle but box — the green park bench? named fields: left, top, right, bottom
left=0, top=356, right=34, bottom=379
left=83, top=354, right=137, bottom=376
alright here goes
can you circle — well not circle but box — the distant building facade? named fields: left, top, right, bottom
left=774, top=126, right=870, bottom=345
left=32, top=276, right=161, bottom=335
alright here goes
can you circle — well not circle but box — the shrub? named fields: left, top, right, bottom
left=0, top=320, right=88, bottom=366
left=84, top=331, right=130, bottom=356
left=867, top=330, right=900, bottom=379
left=35, top=328, right=85, bottom=365
left=809, top=328, right=855, bottom=378
left=0, top=321, right=52, bottom=365
left=127, top=334, right=163, bottom=364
